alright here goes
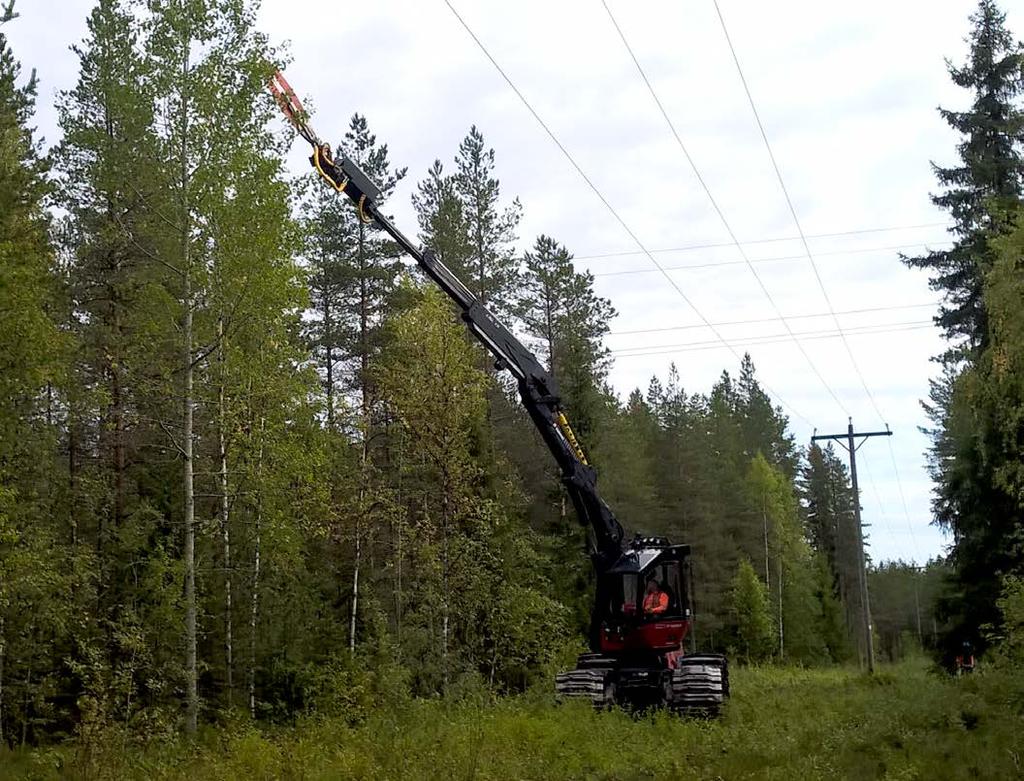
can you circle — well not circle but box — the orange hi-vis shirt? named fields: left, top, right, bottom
left=643, top=590, right=668, bottom=615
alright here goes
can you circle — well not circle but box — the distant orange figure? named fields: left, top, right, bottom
left=643, top=580, right=669, bottom=616
left=955, top=641, right=976, bottom=676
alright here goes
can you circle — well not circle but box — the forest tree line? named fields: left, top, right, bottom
left=1, top=0, right=1008, bottom=746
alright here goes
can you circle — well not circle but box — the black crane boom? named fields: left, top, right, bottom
left=269, top=72, right=730, bottom=716
left=268, top=70, right=625, bottom=567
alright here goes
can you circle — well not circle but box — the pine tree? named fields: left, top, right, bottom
left=302, top=113, right=406, bottom=652
left=412, top=159, right=471, bottom=279
left=518, top=234, right=615, bottom=443
left=304, top=113, right=407, bottom=431
left=453, top=126, right=521, bottom=318
left=736, top=354, right=796, bottom=476
left=58, top=0, right=157, bottom=544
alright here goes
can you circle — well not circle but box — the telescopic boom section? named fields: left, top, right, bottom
left=270, top=72, right=625, bottom=567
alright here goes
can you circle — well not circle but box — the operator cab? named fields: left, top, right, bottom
left=594, top=537, right=692, bottom=653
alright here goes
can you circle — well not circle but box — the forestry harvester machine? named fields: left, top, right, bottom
left=270, top=72, right=728, bottom=714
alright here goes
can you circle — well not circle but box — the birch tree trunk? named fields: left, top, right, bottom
left=441, top=487, right=450, bottom=695
left=248, top=416, right=265, bottom=719
left=218, top=316, right=233, bottom=705
left=324, top=288, right=334, bottom=430
left=178, top=32, right=198, bottom=736
left=349, top=220, right=368, bottom=653
left=0, top=616, right=5, bottom=745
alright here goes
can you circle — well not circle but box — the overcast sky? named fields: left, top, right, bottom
left=8, top=0, right=1010, bottom=564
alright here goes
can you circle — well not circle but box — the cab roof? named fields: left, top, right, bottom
left=607, top=542, right=691, bottom=574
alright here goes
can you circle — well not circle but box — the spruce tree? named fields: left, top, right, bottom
left=903, top=0, right=1024, bottom=659
left=902, top=0, right=1023, bottom=356
left=801, top=443, right=861, bottom=658
left=0, top=1, right=83, bottom=742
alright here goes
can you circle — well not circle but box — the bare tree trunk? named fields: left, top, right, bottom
left=112, top=333, right=126, bottom=530
left=762, top=492, right=770, bottom=589
left=778, top=556, right=784, bottom=658
left=248, top=416, right=265, bottom=719
left=349, top=221, right=368, bottom=654
left=324, top=290, right=334, bottom=430
left=183, top=269, right=197, bottom=734
left=218, top=316, right=233, bottom=705
left=395, top=516, right=402, bottom=652
left=0, top=616, right=5, bottom=745
left=20, top=664, right=30, bottom=746
left=349, top=507, right=361, bottom=654
left=395, top=431, right=404, bottom=656
left=103, top=101, right=126, bottom=536
left=441, top=488, right=450, bottom=695
left=69, top=419, right=79, bottom=547
left=179, top=34, right=198, bottom=736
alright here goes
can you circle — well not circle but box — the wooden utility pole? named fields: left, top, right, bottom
left=812, top=419, right=892, bottom=674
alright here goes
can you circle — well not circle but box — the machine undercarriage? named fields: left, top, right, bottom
left=556, top=652, right=729, bottom=714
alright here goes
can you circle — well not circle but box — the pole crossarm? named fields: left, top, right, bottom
left=812, top=430, right=892, bottom=441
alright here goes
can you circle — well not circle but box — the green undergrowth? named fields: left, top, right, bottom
left=5, top=661, right=1024, bottom=780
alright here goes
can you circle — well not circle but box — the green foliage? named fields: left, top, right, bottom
left=870, top=560, right=952, bottom=662
left=14, top=661, right=1024, bottom=780
left=988, top=576, right=1024, bottom=665
left=730, top=559, right=773, bottom=663
left=901, top=1, right=1024, bottom=662
left=7, top=0, right=1012, bottom=752
left=902, top=0, right=1024, bottom=351
left=374, top=288, right=568, bottom=695
left=454, top=125, right=522, bottom=316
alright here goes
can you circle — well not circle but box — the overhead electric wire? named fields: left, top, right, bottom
left=711, top=0, right=889, bottom=426
left=600, top=0, right=851, bottom=417
left=712, top=0, right=925, bottom=561
left=608, top=301, right=939, bottom=336
left=442, top=0, right=813, bottom=427
left=859, top=452, right=898, bottom=546
left=590, top=240, right=954, bottom=277
left=887, top=436, right=924, bottom=563
left=612, top=321, right=933, bottom=358
left=574, top=220, right=952, bottom=261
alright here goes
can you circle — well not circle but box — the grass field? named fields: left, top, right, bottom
left=6, top=660, right=1024, bottom=780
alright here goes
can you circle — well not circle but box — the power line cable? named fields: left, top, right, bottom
left=613, top=320, right=933, bottom=354
left=858, top=451, right=898, bottom=557
left=712, top=0, right=926, bottom=561
left=574, top=221, right=952, bottom=261
left=612, top=322, right=933, bottom=358
left=608, top=301, right=939, bottom=336
left=711, top=0, right=887, bottom=424
left=590, top=240, right=954, bottom=277
left=442, top=0, right=813, bottom=427
left=600, top=0, right=851, bottom=416
left=886, top=435, right=924, bottom=563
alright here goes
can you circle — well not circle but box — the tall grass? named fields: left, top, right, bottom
left=7, top=660, right=1023, bottom=780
